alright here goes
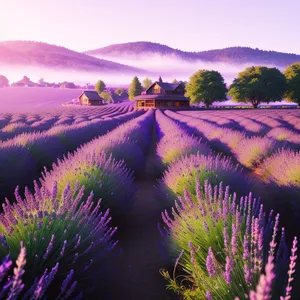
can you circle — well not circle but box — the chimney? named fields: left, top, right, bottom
left=158, top=76, right=163, bottom=83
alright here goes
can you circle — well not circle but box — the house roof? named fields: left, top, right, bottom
left=145, top=80, right=184, bottom=93
left=133, top=94, right=189, bottom=101
left=80, top=90, right=103, bottom=101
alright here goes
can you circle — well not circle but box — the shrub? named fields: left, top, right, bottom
left=155, top=110, right=211, bottom=168
left=0, top=182, right=117, bottom=297
left=41, top=151, right=135, bottom=216
left=258, top=148, right=300, bottom=187
left=234, top=137, right=277, bottom=168
left=157, top=153, right=250, bottom=206
left=160, top=180, right=296, bottom=299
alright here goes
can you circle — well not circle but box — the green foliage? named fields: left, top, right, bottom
left=185, top=70, right=228, bottom=107
left=100, top=91, right=111, bottom=102
left=114, top=88, right=125, bottom=95
left=0, top=75, right=9, bottom=87
left=142, top=77, right=153, bottom=89
left=284, top=63, right=300, bottom=105
left=128, top=76, right=142, bottom=101
left=228, top=66, right=287, bottom=108
left=172, top=79, right=179, bottom=84
left=95, top=80, right=106, bottom=94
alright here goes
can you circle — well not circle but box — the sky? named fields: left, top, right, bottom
left=0, top=0, right=299, bottom=54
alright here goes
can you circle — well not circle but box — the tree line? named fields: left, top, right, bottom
left=185, top=63, right=300, bottom=108
left=123, top=63, right=300, bottom=108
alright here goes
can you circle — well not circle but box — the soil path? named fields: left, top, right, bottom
left=104, top=126, right=178, bottom=300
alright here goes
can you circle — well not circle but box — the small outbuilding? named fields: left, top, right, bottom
left=79, top=91, right=104, bottom=106
left=134, top=77, right=190, bottom=109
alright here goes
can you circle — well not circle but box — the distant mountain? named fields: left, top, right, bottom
left=0, top=41, right=144, bottom=74
left=85, top=41, right=300, bottom=67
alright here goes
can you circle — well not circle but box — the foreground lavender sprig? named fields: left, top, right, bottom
left=0, top=246, right=78, bottom=299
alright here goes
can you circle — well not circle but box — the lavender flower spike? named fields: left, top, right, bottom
left=206, top=248, right=216, bottom=278
left=249, top=255, right=276, bottom=300
left=7, top=244, right=26, bottom=300
left=282, top=236, right=298, bottom=300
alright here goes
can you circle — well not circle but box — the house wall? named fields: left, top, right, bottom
left=80, top=95, right=89, bottom=105
left=136, top=99, right=189, bottom=109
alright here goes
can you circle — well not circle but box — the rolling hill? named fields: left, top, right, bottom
left=0, top=41, right=144, bottom=74
left=85, top=41, right=300, bottom=67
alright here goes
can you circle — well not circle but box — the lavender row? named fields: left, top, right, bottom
left=0, top=109, right=144, bottom=201
left=155, top=110, right=211, bottom=172
left=0, top=104, right=132, bottom=141
left=165, top=110, right=286, bottom=169
left=41, top=109, right=155, bottom=216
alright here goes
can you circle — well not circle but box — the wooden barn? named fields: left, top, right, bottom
left=79, top=91, right=104, bottom=106
left=134, top=77, right=190, bottom=109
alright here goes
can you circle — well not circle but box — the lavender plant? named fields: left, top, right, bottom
left=160, top=180, right=296, bottom=299
left=234, top=137, right=277, bottom=169
left=41, top=151, right=135, bottom=215
left=258, top=148, right=300, bottom=187
left=155, top=110, right=211, bottom=168
left=158, top=153, right=250, bottom=206
left=0, top=243, right=80, bottom=299
left=0, top=181, right=117, bottom=297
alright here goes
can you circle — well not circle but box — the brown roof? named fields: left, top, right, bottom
left=80, top=90, right=103, bottom=101
left=145, top=80, right=184, bottom=93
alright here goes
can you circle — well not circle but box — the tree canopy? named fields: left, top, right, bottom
left=95, top=80, right=106, bottom=94
left=228, top=66, right=287, bottom=108
left=100, top=91, right=111, bottom=102
left=128, top=76, right=142, bottom=100
left=114, top=88, right=125, bottom=96
left=185, top=70, right=228, bottom=107
left=0, top=75, right=9, bottom=88
left=142, top=77, right=153, bottom=89
left=172, top=79, right=179, bottom=84
left=284, top=63, right=300, bottom=105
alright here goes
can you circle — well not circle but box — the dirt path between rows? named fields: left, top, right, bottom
left=104, top=127, right=178, bottom=300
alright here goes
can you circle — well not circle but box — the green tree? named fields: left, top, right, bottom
left=128, top=76, right=142, bottom=100
left=228, top=66, right=287, bottom=108
left=172, top=79, right=179, bottom=84
left=95, top=80, right=106, bottom=94
left=100, top=91, right=111, bottom=102
left=114, top=88, right=125, bottom=95
left=185, top=70, right=228, bottom=108
left=284, top=63, right=300, bottom=106
left=142, top=77, right=153, bottom=89
left=0, top=75, right=9, bottom=88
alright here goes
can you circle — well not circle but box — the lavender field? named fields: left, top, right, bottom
left=0, top=103, right=300, bottom=299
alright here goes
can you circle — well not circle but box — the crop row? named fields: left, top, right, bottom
left=0, top=104, right=133, bottom=141
left=154, top=110, right=298, bottom=299
left=0, top=109, right=154, bottom=298
left=0, top=109, right=144, bottom=200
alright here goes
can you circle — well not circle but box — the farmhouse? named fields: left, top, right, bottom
left=79, top=91, right=104, bottom=106
left=134, top=77, right=190, bottom=109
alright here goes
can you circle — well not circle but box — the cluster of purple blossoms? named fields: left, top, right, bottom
left=155, top=110, right=211, bottom=167
left=0, top=181, right=117, bottom=298
left=160, top=179, right=297, bottom=299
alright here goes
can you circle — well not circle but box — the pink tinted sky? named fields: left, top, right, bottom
left=0, top=0, right=299, bottom=53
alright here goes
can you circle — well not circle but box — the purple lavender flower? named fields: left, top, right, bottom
left=223, top=256, right=234, bottom=284
left=206, top=248, right=216, bottom=277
